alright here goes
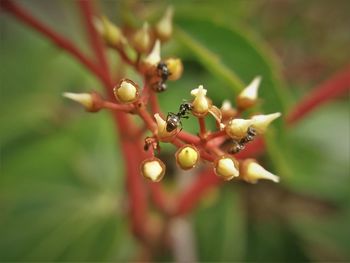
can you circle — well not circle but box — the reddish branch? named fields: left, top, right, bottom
left=78, top=0, right=110, bottom=76
left=287, top=66, right=350, bottom=124
left=0, top=0, right=111, bottom=87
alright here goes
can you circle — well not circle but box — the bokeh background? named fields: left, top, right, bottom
left=1, top=0, right=349, bottom=261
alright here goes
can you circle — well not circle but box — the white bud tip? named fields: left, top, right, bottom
left=63, top=92, right=92, bottom=109
left=245, top=161, right=280, bottom=183
left=221, top=100, right=232, bottom=110
left=144, top=39, right=161, bottom=65
left=241, top=76, right=261, bottom=98
left=141, top=158, right=165, bottom=182
left=251, top=112, right=281, bottom=134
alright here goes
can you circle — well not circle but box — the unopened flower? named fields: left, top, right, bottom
left=113, top=79, right=139, bottom=103
left=63, top=92, right=102, bottom=112
left=191, top=85, right=211, bottom=117
left=240, top=159, right=279, bottom=183
left=214, top=155, right=239, bottom=181
left=251, top=112, right=281, bottom=134
left=225, top=118, right=253, bottom=140
left=154, top=113, right=177, bottom=141
left=141, top=157, right=166, bottom=182
left=144, top=40, right=161, bottom=66
left=237, top=76, right=261, bottom=109
left=221, top=100, right=237, bottom=123
left=132, top=22, right=151, bottom=53
left=165, top=58, right=183, bottom=81
left=155, top=6, right=174, bottom=41
left=175, top=145, right=199, bottom=170
left=95, top=16, right=126, bottom=46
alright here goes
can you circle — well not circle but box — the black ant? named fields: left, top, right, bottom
left=228, top=126, right=257, bottom=154
left=153, top=61, right=171, bottom=92
left=166, top=102, right=192, bottom=132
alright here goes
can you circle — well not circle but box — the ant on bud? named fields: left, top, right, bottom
left=228, top=126, right=257, bottom=154
left=153, top=61, right=171, bottom=92
left=166, top=102, right=192, bottom=132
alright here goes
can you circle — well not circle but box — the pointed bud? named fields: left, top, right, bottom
left=95, top=16, right=126, bottom=47
left=113, top=79, right=139, bottom=103
left=225, top=118, right=253, bottom=140
left=221, top=100, right=237, bottom=123
left=251, top=112, right=281, bottom=134
left=175, top=145, right=199, bottom=170
left=155, top=6, right=174, bottom=41
left=165, top=58, right=183, bottom=81
left=141, top=157, right=166, bottom=182
left=240, top=159, right=279, bottom=183
left=132, top=22, right=152, bottom=53
left=154, top=113, right=177, bottom=141
left=214, top=155, right=239, bottom=181
left=144, top=40, right=161, bottom=66
left=237, top=76, right=261, bottom=109
left=191, top=85, right=211, bottom=117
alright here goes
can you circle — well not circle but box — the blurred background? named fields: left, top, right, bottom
left=1, top=0, right=349, bottom=261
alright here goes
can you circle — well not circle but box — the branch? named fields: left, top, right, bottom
left=78, top=0, right=110, bottom=77
left=1, top=0, right=110, bottom=87
left=287, top=66, right=350, bottom=124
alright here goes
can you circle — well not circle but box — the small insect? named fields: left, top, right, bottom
left=153, top=61, right=171, bottom=92
left=166, top=102, right=192, bottom=132
left=228, top=126, right=257, bottom=154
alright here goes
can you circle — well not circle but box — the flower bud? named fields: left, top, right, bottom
left=95, top=16, right=126, bottom=47
left=221, top=100, right=237, bottom=123
left=113, top=79, right=139, bottom=103
left=237, top=76, right=261, bottom=109
left=63, top=92, right=103, bottom=112
left=225, top=118, right=253, bottom=140
left=165, top=58, right=183, bottom=81
left=132, top=22, right=151, bottom=53
left=175, top=145, right=199, bottom=170
left=141, top=157, right=166, bottom=182
left=240, top=159, right=279, bottom=183
left=191, top=85, right=211, bottom=117
left=251, top=112, right=281, bottom=134
left=214, top=155, right=239, bottom=181
left=154, top=113, right=177, bottom=141
left=155, top=6, right=174, bottom=41
left=144, top=40, right=161, bottom=66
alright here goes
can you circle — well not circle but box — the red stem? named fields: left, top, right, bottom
left=287, top=66, right=350, bottom=124
left=173, top=169, right=221, bottom=216
left=1, top=0, right=110, bottom=87
left=102, top=101, right=134, bottom=112
left=198, top=117, right=207, bottom=137
left=78, top=0, right=110, bottom=77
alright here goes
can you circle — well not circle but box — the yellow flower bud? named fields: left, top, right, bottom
left=113, top=79, right=139, bottom=103
left=132, top=22, right=151, bottom=53
left=164, top=58, right=183, bottom=81
left=175, top=145, right=199, bottom=170
left=251, top=112, right=281, bottom=134
left=154, top=113, right=177, bottom=141
left=225, top=118, right=253, bottom=140
left=240, top=159, right=279, bottom=183
left=63, top=92, right=93, bottom=109
left=155, top=6, right=174, bottom=41
left=95, top=16, right=127, bottom=46
left=141, top=157, right=166, bottom=182
left=214, top=156, right=239, bottom=181
left=237, top=76, right=261, bottom=109
left=191, top=85, right=211, bottom=117
left=144, top=39, right=161, bottom=66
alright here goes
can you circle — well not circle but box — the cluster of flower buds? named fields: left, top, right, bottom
left=62, top=7, right=281, bottom=186
left=141, top=77, right=281, bottom=184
